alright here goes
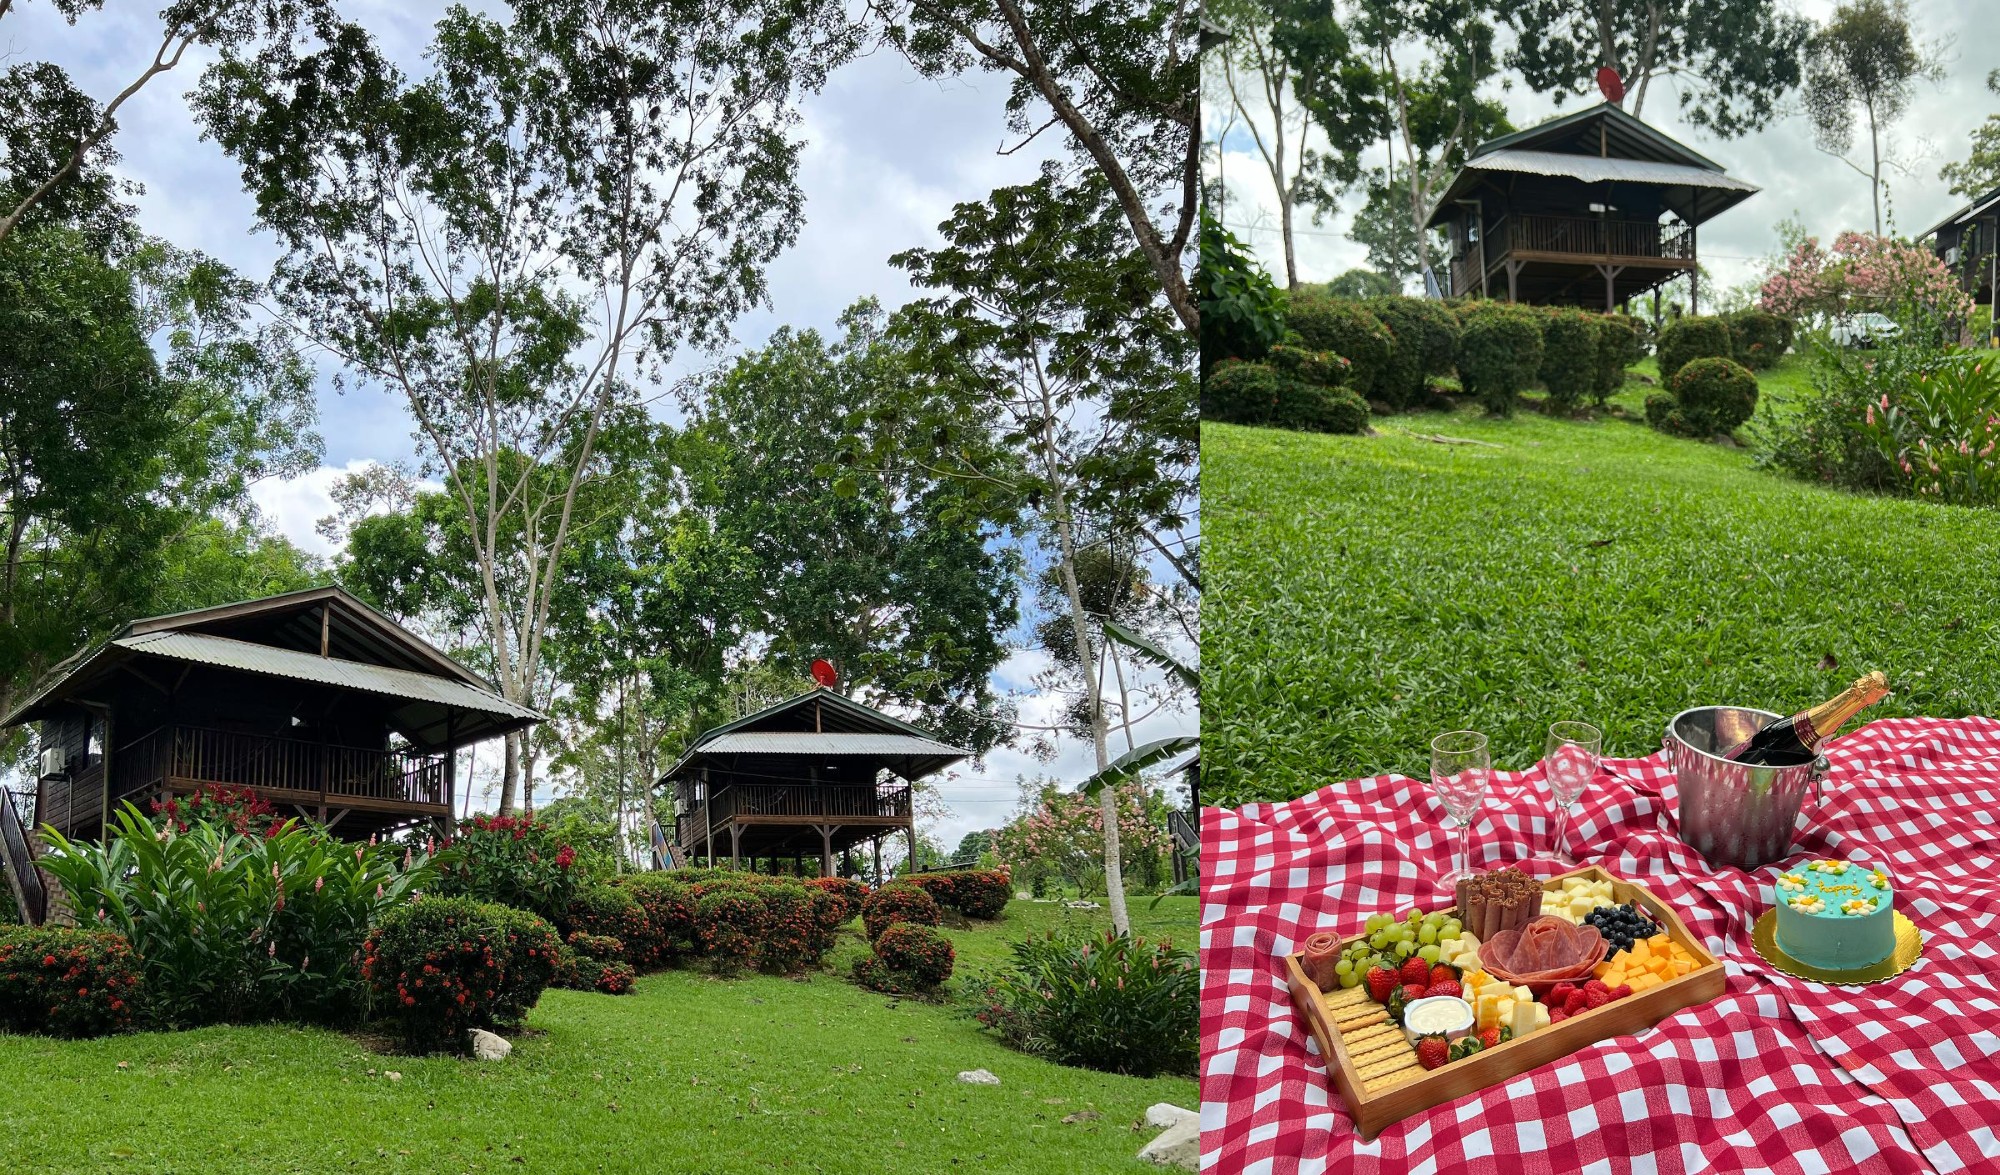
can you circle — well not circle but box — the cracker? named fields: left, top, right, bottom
left=1338, top=1023, right=1402, bottom=1050
left=1365, top=1066, right=1424, bottom=1093
left=1346, top=1038, right=1413, bottom=1069
left=1357, top=1053, right=1421, bottom=1081
left=1332, top=1006, right=1388, bottom=1031
left=1321, top=986, right=1371, bottom=1009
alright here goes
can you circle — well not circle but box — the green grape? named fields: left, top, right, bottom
left=1398, top=926, right=1417, bottom=943
left=1417, top=944, right=1441, bottom=964
left=1365, top=913, right=1390, bottom=932
left=1404, top=908, right=1422, bottom=922
left=1394, top=940, right=1415, bottom=959
left=1338, top=971, right=1363, bottom=988
left=1369, top=931, right=1390, bottom=951
left=1443, top=919, right=1463, bottom=937
left=1334, top=959, right=1355, bottom=978
left=1417, top=924, right=1438, bottom=945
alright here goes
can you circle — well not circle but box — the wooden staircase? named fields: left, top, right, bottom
left=650, top=820, right=688, bottom=870
left=0, top=787, right=49, bottom=926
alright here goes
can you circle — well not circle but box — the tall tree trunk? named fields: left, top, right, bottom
left=500, top=731, right=520, bottom=814
left=1868, top=100, right=1883, bottom=237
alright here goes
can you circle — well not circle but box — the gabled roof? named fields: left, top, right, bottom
left=1425, top=102, right=1758, bottom=229
left=1920, top=181, right=2000, bottom=241
left=660, top=688, right=969, bottom=784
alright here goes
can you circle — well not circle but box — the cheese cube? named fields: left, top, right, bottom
left=1476, top=991, right=1506, bottom=1029
left=1493, top=997, right=1515, bottom=1031
left=1512, top=985, right=1532, bottom=1003
left=1509, top=998, right=1540, bottom=1037
left=1533, top=1003, right=1551, bottom=1031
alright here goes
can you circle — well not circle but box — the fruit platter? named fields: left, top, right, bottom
left=1284, top=865, right=1725, bottom=1140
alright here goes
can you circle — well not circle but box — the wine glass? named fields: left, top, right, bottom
left=1430, top=731, right=1491, bottom=887
left=1543, top=721, right=1603, bottom=866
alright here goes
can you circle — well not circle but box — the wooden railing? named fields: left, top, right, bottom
left=681, top=783, right=912, bottom=838
left=1504, top=214, right=1692, bottom=261
left=115, top=725, right=448, bottom=809
left=0, top=786, right=47, bottom=925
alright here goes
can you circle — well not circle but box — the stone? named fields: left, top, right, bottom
left=469, top=1029, right=513, bottom=1061
left=1145, top=1103, right=1196, bottom=1130
left=1137, top=1117, right=1199, bottom=1170
left=385, top=1071, right=402, bottom=1081
left=956, top=1068, right=1001, bottom=1086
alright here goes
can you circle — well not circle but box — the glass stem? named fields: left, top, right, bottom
left=1457, top=817, right=1473, bottom=876
left=1551, top=802, right=1571, bottom=862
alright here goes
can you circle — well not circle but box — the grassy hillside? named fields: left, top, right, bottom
left=0, top=898, right=1196, bottom=1174
left=1204, top=363, right=2000, bottom=808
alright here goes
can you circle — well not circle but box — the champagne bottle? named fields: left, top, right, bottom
left=1723, top=672, right=1890, bottom=765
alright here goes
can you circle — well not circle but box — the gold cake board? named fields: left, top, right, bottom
left=1750, top=909, right=1922, bottom=985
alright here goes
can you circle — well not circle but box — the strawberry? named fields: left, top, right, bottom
left=1366, top=966, right=1401, bottom=1003
left=1583, top=980, right=1609, bottom=998
left=1415, top=1034, right=1450, bottom=1071
left=1585, top=986, right=1611, bottom=1010
left=1564, top=990, right=1590, bottom=1016
left=1548, top=1007, right=1570, bottom=1024
left=1478, top=1026, right=1501, bottom=1050
left=1429, top=963, right=1459, bottom=987
left=1400, top=983, right=1429, bottom=1003
left=1400, top=956, right=1431, bottom=987
left=1611, top=984, right=1633, bottom=1001
left=1426, top=979, right=1462, bottom=1000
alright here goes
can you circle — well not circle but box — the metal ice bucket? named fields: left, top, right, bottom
left=1665, top=706, right=1829, bottom=871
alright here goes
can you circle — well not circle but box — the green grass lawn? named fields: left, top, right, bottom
left=1204, top=360, right=2000, bottom=808
left=0, top=898, right=1196, bottom=1174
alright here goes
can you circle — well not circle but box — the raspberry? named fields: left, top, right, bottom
left=1583, top=980, right=1609, bottom=998
left=1565, top=990, right=1590, bottom=1016
left=1400, top=984, right=1428, bottom=1003
left=1400, top=956, right=1431, bottom=987
left=1426, top=980, right=1462, bottom=1000
left=1479, top=1026, right=1501, bottom=1049
left=1611, top=984, right=1633, bottom=1001
left=1366, top=966, right=1401, bottom=1003
left=1415, top=1034, right=1450, bottom=1071
left=1430, top=963, right=1459, bottom=987
left=1585, top=987, right=1611, bottom=1009
left=1549, top=981, right=1578, bottom=1002
left=1549, top=1007, right=1570, bottom=1024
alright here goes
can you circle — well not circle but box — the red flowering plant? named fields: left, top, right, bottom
left=753, top=883, right=827, bottom=973
left=362, top=896, right=558, bottom=1053
left=904, top=869, right=1012, bottom=920
left=0, top=926, right=144, bottom=1037
left=692, top=888, right=767, bottom=975
left=803, top=876, right=868, bottom=925
left=39, top=803, right=433, bottom=1028
left=559, top=884, right=646, bottom=961
left=860, top=882, right=941, bottom=941
left=853, top=923, right=955, bottom=995
left=552, top=931, right=636, bottom=995
left=613, top=874, right=698, bottom=967
left=150, top=784, right=284, bottom=838
left=432, top=813, right=579, bottom=923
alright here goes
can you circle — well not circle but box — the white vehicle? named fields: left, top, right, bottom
left=1828, top=312, right=1903, bottom=348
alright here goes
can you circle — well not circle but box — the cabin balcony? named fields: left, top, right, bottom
left=1450, top=214, right=1695, bottom=302
left=36, top=724, right=451, bottom=837
left=678, top=782, right=912, bottom=840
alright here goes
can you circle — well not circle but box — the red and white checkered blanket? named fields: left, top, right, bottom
left=1200, top=717, right=2000, bottom=1174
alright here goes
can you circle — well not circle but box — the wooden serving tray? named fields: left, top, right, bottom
left=1287, top=865, right=1725, bottom=1140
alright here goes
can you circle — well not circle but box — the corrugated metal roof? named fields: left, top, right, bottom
left=1463, top=149, right=1759, bottom=191
left=113, top=631, right=540, bottom=723
left=696, top=732, right=967, bottom=758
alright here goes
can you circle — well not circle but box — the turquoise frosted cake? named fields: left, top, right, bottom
left=1773, top=860, right=1894, bottom=970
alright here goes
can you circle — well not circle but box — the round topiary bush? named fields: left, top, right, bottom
left=803, top=876, right=868, bottom=926
left=1272, top=382, right=1371, bottom=434
left=906, top=869, right=1012, bottom=921
left=1458, top=306, right=1544, bottom=416
left=861, top=882, right=942, bottom=942
left=1538, top=308, right=1600, bottom=412
left=363, top=897, right=559, bottom=1054
left=560, top=884, right=646, bottom=959
left=615, top=874, right=697, bottom=968
left=565, top=931, right=625, bottom=962
left=754, top=883, right=824, bottom=973
left=866, top=924, right=956, bottom=992
left=1201, top=359, right=1283, bottom=425
left=1262, top=343, right=1348, bottom=390
left=1286, top=293, right=1394, bottom=399
left=1592, top=314, right=1642, bottom=404
left=1643, top=390, right=1696, bottom=436
left=1656, top=316, right=1734, bottom=382
left=1364, top=296, right=1462, bottom=409
left=1726, top=308, right=1790, bottom=370
left=1665, top=356, right=1760, bottom=437
left=0, top=927, right=143, bottom=1038
left=694, top=888, right=768, bottom=975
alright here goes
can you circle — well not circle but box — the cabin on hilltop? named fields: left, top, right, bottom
left=1425, top=103, right=1759, bottom=313
left=1921, top=181, right=1999, bottom=343
left=0, top=587, right=541, bottom=922
left=659, top=688, right=967, bottom=879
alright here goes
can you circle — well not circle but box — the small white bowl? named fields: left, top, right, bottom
left=1401, top=995, right=1474, bottom=1043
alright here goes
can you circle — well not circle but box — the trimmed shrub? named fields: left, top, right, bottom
left=905, top=869, right=1011, bottom=921
left=803, top=876, right=868, bottom=926
left=433, top=813, right=578, bottom=924
left=861, top=883, right=942, bottom=942
left=1273, top=383, right=1370, bottom=434
left=614, top=873, right=696, bottom=968
left=560, top=884, right=645, bottom=959
left=1204, top=353, right=1369, bottom=434
left=552, top=931, right=636, bottom=995
left=1670, top=356, right=1760, bottom=435
left=1726, top=308, right=1790, bottom=370
left=0, top=927, right=143, bottom=1037
left=694, top=889, right=767, bottom=975
left=854, top=924, right=956, bottom=994
left=1201, top=358, right=1283, bottom=424
left=1592, top=314, right=1642, bottom=404
left=565, top=932, right=625, bottom=961
left=363, top=897, right=558, bottom=1054
left=1286, top=293, right=1394, bottom=398
left=1656, top=316, right=1734, bottom=382
left=967, top=929, right=1197, bottom=1077
left=754, top=883, right=825, bottom=973
left=1366, top=296, right=1462, bottom=409
left=1538, top=308, right=1600, bottom=412
left=1263, top=343, right=1347, bottom=389
left=1458, top=306, right=1544, bottom=416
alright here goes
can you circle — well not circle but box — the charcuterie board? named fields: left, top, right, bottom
left=1285, top=865, right=1725, bottom=1140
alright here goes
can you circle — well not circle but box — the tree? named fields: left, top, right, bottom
left=1938, top=69, right=2000, bottom=202
left=1502, top=0, right=1810, bottom=137
left=198, top=1, right=862, bottom=812
left=1349, top=0, right=1511, bottom=289
left=874, top=170, right=1197, bottom=935
left=874, top=0, right=1200, bottom=335
left=1345, top=179, right=1421, bottom=288
left=1802, top=0, right=1945, bottom=237
left=1326, top=266, right=1401, bottom=299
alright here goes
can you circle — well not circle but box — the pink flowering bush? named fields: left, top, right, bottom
left=1760, top=232, right=1972, bottom=326
left=994, top=781, right=1173, bottom=898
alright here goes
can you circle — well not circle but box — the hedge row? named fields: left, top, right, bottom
left=903, top=869, right=1012, bottom=920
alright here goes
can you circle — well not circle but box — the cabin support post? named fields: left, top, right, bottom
left=1689, top=224, right=1699, bottom=315
left=906, top=826, right=918, bottom=876
left=1504, top=260, right=1524, bottom=302
left=1594, top=264, right=1625, bottom=311
left=816, top=823, right=835, bottom=878
left=872, top=835, right=883, bottom=884
left=729, top=822, right=739, bottom=869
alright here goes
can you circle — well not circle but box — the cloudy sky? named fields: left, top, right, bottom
left=1209, top=0, right=1996, bottom=301
left=6, top=2, right=1196, bottom=853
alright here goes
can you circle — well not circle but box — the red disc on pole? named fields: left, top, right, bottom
left=810, top=659, right=837, bottom=687
left=1596, top=67, right=1625, bottom=103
